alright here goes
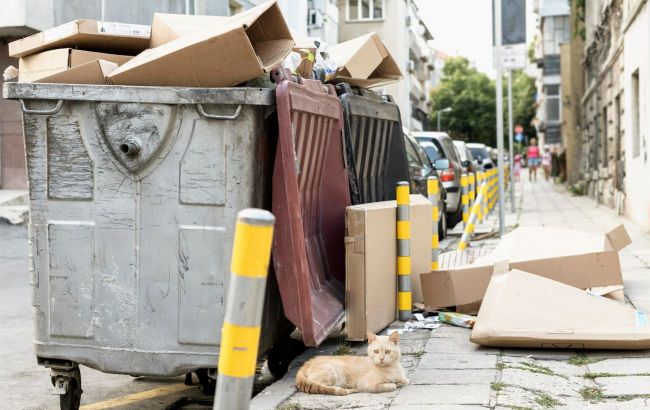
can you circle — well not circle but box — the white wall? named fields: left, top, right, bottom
left=623, top=3, right=650, bottom=228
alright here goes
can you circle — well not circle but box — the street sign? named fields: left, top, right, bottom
left=501, top=44, right=527, bottom=70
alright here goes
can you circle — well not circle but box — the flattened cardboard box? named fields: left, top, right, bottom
left=471, top=270, right=650, bottom=349
left=422, top=225, right=631, bottom=310
left=345, top=195, right=432, bottom=341
left=109, top=0, right=294, bottom=87
left=19, top=49, right=131, bottom=83
left=9, top=20, right=150, bottom=58
left=36, top=60, right=118, bottom=85
left=326, top=32, right=402, bottom=88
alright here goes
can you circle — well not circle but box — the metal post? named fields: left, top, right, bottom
left=214, top=209, right=275, bottom=410
left=508, top=70, right=515, bottom=213
left=476, top=172, right=483, bottom=223
left=495, top=0, right=506, bottom=235
left=458, top=183, right=488, bottom=251
left=428, top=176, right=440, bottom=270
left=461, top=173, right=469, bottom=228
left=437, top=111, right=441, bottom=131
left=396, top=181, right=412, bottom=321
left=469, top=173, right=476, bottom=210
left=100, top=0, right=106, bottom=20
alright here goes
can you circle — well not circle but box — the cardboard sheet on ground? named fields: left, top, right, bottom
left=9, top=20, right=150, bottom=58
left=345, top=195, right=432, bottom=341
left=109, top=0, right=294, bottom=87
left=18, top=49, right=131, bottom=83
left=326, top=32, right=402, bottom=88
left=421, top=225, right=631, bottom=310
left=471, top=270, right=650, bottom=349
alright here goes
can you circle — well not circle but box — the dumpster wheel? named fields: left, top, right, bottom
left=267, top=337, right=306, bottom=379
left=51, top=366, right=82, bottom=410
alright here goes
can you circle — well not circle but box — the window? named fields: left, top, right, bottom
left=632, top=69, right=641, bottom=158
left=347, top=0, right=383, bottom=20
left=545, top=84, right=561, bottom=122
left=602, top=106, right=608, bottom=164
left=542, top=15, right=570, bottom=55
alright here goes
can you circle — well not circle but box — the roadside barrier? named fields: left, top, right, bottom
left=214, top=209, right=275, bottom=410
left=396, top=181, right=412, bottom=321
left=457, top=183, right=489, bottom=251
left=461, top=173, right=469, bottom=228
left=428, top=176, right=440, bottom=270
left=469, top=173, right=476, bottom=210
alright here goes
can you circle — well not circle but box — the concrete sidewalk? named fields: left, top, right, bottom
left=253, top=176, right=650, bottom=410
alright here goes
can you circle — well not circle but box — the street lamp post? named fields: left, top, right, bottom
left=437, top=107, right=452, bottom=131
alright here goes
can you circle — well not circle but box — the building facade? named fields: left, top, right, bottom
left=337, top=0, right=435, bottom=130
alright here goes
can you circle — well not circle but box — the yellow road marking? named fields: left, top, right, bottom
left=80, top=383, right=193, bottom=410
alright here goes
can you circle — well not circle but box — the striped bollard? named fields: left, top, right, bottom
left=214, top=209, right=275, bottom=410
left=469, top=173, right=476, bottom=210
left=483, top=172, right=490, bottom=218
left=476, top=172, right=484, bottom=224
left=458, top=183, right=488, bottom=251
left=461, top=173, right=469, bottom=228
left=396, top=181, right=412, bottom=321
left=427, top=176, right=440, bottom=270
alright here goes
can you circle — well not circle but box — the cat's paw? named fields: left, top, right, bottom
left=396, top=377, right=410, bottom=387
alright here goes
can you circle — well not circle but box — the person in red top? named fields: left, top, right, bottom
left=526, top=138, right=540, bottom=182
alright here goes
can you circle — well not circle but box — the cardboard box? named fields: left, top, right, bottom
left=421, top=225, right=631, bottom=310
left=36, top=60, right=118, bottom=85
left=150, top=13, right=228, bottom=48
left=345, top=195, right=432, bottom=341
left=9, top=20, right=150, bottom=58
left=18, top=49, right=131, bottom=83
left=108, top=0, right=294, bottom=87
left=326, top=32, right=402, bottom=88
left=470, top=270, right=650, bottom=349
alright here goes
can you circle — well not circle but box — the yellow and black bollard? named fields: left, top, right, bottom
left=214, top=209, right=275, bottom=410
left=396, top=181, right=412, bottom=321
left=427, top=176, right=440, bottom=271
left=458, top=183, right=488, bottom=251
left=461, top=173, right=469, bottom=228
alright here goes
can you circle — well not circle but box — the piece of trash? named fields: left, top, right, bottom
left=414, top=313, right=426, bottom=321
left=438, top=312, right=476, bottom=328
left=3, top=66, right=18, bottom=82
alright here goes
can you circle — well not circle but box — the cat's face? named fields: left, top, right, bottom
left=367, top=332, right=401, bottom=367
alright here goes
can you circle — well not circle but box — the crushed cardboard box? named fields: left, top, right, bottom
left=470, top=270, right=650, bottom=349
left=36, top=60, right=118, bottom=85
left=326, top=32, right=402, bottom=88
left=421, top=225, right=631, bottom=311
left=108, top=0, right=294, bottom=87
left=345, top=195, right=432, bottom=341
left=18, top=49, right=131, bottom=83
left=9, top=20, right=150, bottom=58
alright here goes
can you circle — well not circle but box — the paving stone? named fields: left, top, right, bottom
left=597, top=376, right=650, bottom=397
left=408, top=369, right=496, bottom=385
left=424, top=334, right=498, bottom=355
left=584, top=398, right=649, bottom=409
left=391, top=405, right=488, bottom=410
left=496, top=385, right=568, bottom=409
left=588, top=358, right=650, bottom=375
left=392, top=384, right=491, bottom=405
left=501, top=347, right=582, bottom=360
left=285, top=390, right=397, bottom=409
left=500, top=368, right=584, bottom=397
left=418, top=353, right=497, bottom=370
left=502, top=356, right=587, bottom=378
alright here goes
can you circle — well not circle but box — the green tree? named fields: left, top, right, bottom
left=430, top=57, right=537, bottom=149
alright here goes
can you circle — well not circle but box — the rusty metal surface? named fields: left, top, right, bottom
left=10, top=84, right=290, bottom=377
left=272, top=76, right=350, bottom=347
left=337, top=84, right=410, bottom=205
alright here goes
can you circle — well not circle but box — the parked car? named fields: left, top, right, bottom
left=467, top=142, right=495, bottom=170
left=412, top=131, right=464, bottom=228
left=453, top=140, right=478, bottom=198
left=403, top=130, right=448, bottom=239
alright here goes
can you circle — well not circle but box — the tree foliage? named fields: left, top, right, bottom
left=430, top=57, right=537, bottom=148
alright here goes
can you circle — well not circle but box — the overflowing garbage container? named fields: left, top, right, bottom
left=4, top=82, right=294, bottom=406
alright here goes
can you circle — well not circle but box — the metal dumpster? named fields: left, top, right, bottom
left=270, top=70, right=350, bottom=347
left=3, top=82, right=292, bottom=406
left=336, top=83, right=410, bottom=205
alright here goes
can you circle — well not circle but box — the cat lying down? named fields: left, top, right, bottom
left=296, top=331, right=409, bottom=395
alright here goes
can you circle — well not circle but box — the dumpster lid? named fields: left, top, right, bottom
left=3, top=82, right=274, bottom=106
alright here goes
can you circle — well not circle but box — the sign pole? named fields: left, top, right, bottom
left=495, top=0, right=505, bottom=236
left=507, top=70, right=515, bottom=213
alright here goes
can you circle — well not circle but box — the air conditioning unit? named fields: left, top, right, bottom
left=308, top=9, right=323, bottom=28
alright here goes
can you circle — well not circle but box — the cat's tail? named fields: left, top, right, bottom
left=295, top=370, right=355, bottom=396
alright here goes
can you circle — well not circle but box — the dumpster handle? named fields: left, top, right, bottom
left=19, top=99, right=64, bottom=115
left=196, top=104, right=242, bottom=121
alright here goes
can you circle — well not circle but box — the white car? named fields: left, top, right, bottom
left=467, top=143, right=495, bottom=170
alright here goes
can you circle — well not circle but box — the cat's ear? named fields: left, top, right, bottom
left=388, top=331, right=400, bottom=345
left=367, top=331, right=377, bottom=343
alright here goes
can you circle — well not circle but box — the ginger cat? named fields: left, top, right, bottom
left=295, top=331, right=409, bottom=395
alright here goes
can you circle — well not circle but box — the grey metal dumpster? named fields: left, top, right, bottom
left=3, top=82, right=292, bottom=408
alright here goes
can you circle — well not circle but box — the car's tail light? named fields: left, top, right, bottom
left=441, top=169, right=455, bottom=182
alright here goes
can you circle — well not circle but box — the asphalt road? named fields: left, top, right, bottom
left=0, top=223, right=214, bottom=409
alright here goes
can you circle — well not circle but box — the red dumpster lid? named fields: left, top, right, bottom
left=272, top=73, right=350, bottom=346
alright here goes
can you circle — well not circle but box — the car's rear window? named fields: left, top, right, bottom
left=470, top=147, right=489, bottom=160
left=417, top=140, right=442, bottom=162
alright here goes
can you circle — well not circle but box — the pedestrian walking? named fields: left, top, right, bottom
left=526, top=138, right=540, bottom=182
left=542, top=148, right=552, bottom=181
left=514, top=154, right=522, bottom=183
